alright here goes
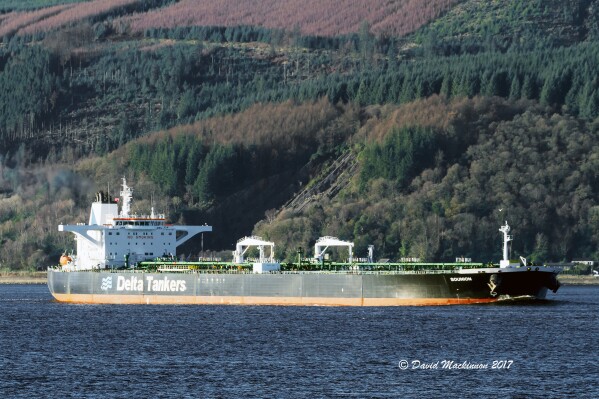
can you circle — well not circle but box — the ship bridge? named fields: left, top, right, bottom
left=58, top=178, right=212, bottom=270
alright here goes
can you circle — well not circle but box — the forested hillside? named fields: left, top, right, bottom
left=0, top=0, right=598, bottom=270
left=256, top=97, right=599, bottom=262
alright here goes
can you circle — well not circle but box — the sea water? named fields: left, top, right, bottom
left=0, top=284, right=597, bottom=399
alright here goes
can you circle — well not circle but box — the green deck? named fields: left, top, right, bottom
left=135, top=260, right=489, bottom=272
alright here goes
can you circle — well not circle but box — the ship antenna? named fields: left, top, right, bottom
left=150, top=192, right=158, bottom=219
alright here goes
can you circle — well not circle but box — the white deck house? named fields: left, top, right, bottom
left=59, top=178, right=211, bottom=270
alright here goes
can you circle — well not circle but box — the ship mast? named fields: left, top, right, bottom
left=499, top=221, right=512, bottom=268
left=120, top=177, right=132, bottom=217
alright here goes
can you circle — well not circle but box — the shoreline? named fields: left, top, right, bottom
left=556, top=275, right=599, bottom=285
left=1, top=272, right=598, bottom=285
left=0, top=272, right=47, bottom=285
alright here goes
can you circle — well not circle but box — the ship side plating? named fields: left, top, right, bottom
left=47, top=266, right=560, bottom=305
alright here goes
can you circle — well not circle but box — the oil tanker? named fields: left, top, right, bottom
left=48, top=179, right=561, bottom=305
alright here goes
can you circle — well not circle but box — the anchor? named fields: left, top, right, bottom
left=488, top=274, right=501, bottom=297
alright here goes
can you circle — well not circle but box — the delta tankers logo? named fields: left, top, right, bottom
left=100, top=277, right=113, bottom=290
left=99, top=275, right=186, bottom=292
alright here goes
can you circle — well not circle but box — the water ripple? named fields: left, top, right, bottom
left=0, top=285, right=597, bottom=399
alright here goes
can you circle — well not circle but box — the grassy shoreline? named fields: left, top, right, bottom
left=0, top=271, right=47, bottom=284
left=557, top=275, right=599, bottom=285
left=1, top=271, right=598, bottom=285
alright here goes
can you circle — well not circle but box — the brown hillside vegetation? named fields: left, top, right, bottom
left=124, top=0, right=461, bottom=37
left=126, top=98, right=355, bottom=150
left=358, top=95, right=541, bottom=142
left=0, top=4, right=73, bottom=38
left=2, top=0, right=140, bottom=36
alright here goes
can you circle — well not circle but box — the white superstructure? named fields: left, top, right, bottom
left=59, top=178, right=212, bottom=270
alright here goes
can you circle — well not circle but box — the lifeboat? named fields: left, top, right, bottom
left=59, top=254, right=72, bottom=266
